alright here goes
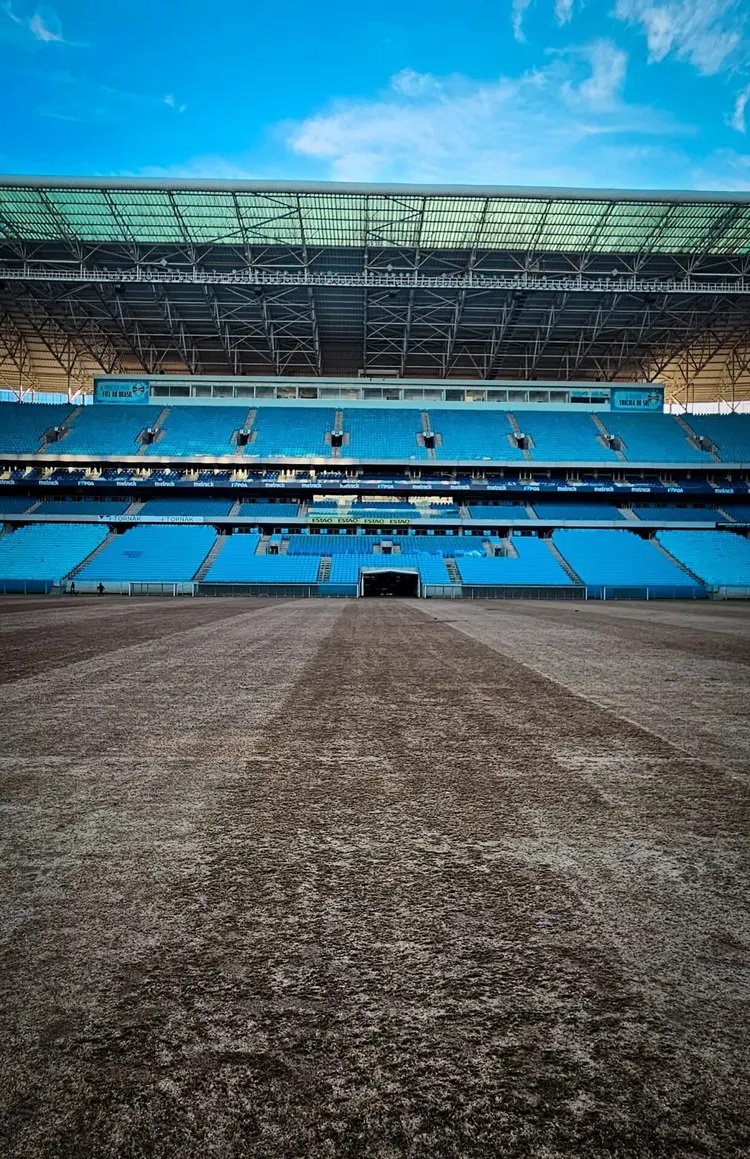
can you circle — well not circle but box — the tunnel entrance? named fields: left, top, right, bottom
left=361, top=569, right=419, bottom=598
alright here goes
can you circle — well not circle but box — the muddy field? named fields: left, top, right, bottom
left=0, top=596, right=749, bottom=1158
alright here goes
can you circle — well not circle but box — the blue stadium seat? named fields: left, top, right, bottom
left=631, top=506, right=726, bottom=523
left=0, top=522, right=110, bottom=582
left=148, top=406, right=248, bottom=456
left=456, top=538, right=572, bottom=585
left=429, top=411, right=524, bottom=460
left=343, top=410, right=427, bottom=459
left=206, top=538, right=317, bottom=583
left=237, top=501, right=300, bottom=518
left=683, top=415, right=750, bottom=462
left=55, top=405, right=163, bottom=455
left=467, top=503, right=535, bottom=520
left=0, top=402, right=73, bottom=454
left=532, top=502, right=625, bottom=521
left=600, top=413, right=712, bottom=463
left=30, top=499, right=131, bottom=516
left=552, top=529, right=702, bottom=594
left=249, top=408, right=336, bottom=457
left=139, top=498, right=233, bottom=516
left=516, top=412, right=618, bottom=462
left=0, top=494, right=35, bottom=514
left=77, top=525, right=216, bottom=582
left=657, top=531, right=750, bottom=587
left=329, top=553, right=451, bottom=584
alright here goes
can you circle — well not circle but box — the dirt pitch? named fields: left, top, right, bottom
left=1, top=595, right=749, bottom=1159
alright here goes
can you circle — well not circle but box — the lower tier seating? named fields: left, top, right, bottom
left=206, top=541, right=318, bottom=583
left=657, top=531, right=750, bottom=587
left=456, top=537, right=572, bottom=585
left=77, top=525, right=216, bottom=582
left=553, top=529, right=701, bottom=593
left=0, top=523, right=110, bottom=582
left=329, top=553, right=451, bottom=584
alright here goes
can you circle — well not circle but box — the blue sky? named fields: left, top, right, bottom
left=2, top=0, right=750, bottom=188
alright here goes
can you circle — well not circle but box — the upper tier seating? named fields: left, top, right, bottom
left=0, top=402, right=72, bottom=454
left=77, top=525, right=216, bottom=582
left=531, top=501, right=625, bottom=521
left=429, top=411, right=524, bottom=461
left=139, top=497, right=233, bottom=516
left=1, top=400, right=749, bottom=465
left=631, top=505, right=726, bottom=523
left=149, top=406, right=248, bottom=457
left=237, top=501, right=300, bottom=519
left=343, top=409, right=427, bottom=459
left=54, top=406, right=163, bottom=455
left=683, top=415, right=750, bottom=462
left=515, top=412, right=618, bottom=462
left=552, top=529, right=701, bottom=592
left=456, top=537, right=572, bottom=585
left=600, top=413, right=712, bottom=463
left=249, top=408, right=336, bottom=458
left=29, top=498, right=131, bottom=516
left=657, top=531, right=750, bottom=587
left=0, top=522, right=109, bottom=582
left=206, top=538, right=317, bottom=583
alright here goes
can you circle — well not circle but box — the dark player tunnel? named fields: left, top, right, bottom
left=361, top=570, right=419, bottom=598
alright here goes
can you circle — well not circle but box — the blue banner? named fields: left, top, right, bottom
left=93, top=379, right=151, bottom=405
left=610, top=387, right=663, bottom=412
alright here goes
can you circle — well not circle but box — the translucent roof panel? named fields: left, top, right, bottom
left=2, top=180, right=750, bottom=254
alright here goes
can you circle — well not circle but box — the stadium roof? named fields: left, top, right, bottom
left=2, top=176, right=750, bottom=405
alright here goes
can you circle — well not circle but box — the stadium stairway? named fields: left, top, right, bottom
left=256, top=535, right=271, bottom=555
left=651, top=538, right=706, bottom=586
left=124, top=498, right=145, bottom=515
left=546, top=538, right=583, bottom=583
left=228, top=499, right=242, bottom=517
left=138, top=407, right=169, bottom=454
left=43, top=404, right=83, bottom=452
left=445, top=558, right=462, bottom=584
left=194, top=534, right=225, bottom=581
left=506, top=413, right=533, bottom=460
left=317, top=556, right=332, bottom=582
left=673, top=413, right=721, bottom=461
left=591, top=413, right=627, bottom=461
left=65, top=529, right=120, bottom=581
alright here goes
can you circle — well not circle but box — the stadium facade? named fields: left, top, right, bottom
left=0, top=177, right=749, bottom=599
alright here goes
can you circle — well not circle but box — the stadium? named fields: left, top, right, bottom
left=1, top=176, right=750, bottom=1159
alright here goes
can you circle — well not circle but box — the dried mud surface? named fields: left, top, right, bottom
left=1, top=596, right=749, bottom=1158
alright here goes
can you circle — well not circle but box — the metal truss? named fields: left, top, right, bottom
left=4, top=261, right=750, bottom=296
left=2, top=237, right=750, bottom=403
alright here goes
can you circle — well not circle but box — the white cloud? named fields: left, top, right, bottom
left=555, top=0, right=575, bottom=23
left=512, top=0, right=533, bottom=41
left=2, top=2, right=80, bottom=46
left=614, top=0, right=743, bottom=75
left=164, top=93, right=187, bottom=114
left=284, top=48, right=677, bottom=186
left=390, top=68, right=440, bottom=98
left=730, top=85, right=750, bottom=132
left=563, top=40, right=628, bottom=110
